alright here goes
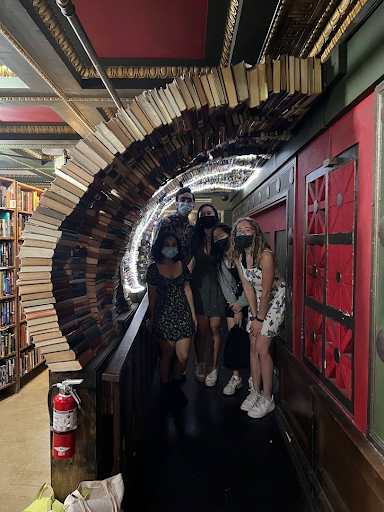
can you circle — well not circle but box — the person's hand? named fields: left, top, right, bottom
left=192, top=314, right=198, bottom=329
left=230, top=302, right=241, bottom=314
left=233, top=311, right=243, bottom=326
left=250, top=318, right=262, bottom=338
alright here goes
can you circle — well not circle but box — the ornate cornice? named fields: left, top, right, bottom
left=220, top=0, right=241, bottom=67
left=299, top=0, right=341, bottom=57
left=309, top=0, right=356, bottom=58
left=317, top=0, right=368, bottom=62
left=0, top=124, right=76, bottom=134
left=102, top=107, right=115, bottom=120
left=258, top=0, right=289, bottom=62
left=83, top=65, right=213, bottom=80
left=0, top=21, right=94, bottom=132
left=22, top=148, right=55, bottom=160
left=0, top=65, right=17, bottom=78
left=30, top=0, right=218, bottom=78
left=31, top=0, right=86, bottom=75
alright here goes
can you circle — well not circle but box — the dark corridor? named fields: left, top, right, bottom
left=125, top=351, right=312, bottom=512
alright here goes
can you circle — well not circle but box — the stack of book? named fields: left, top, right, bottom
left=17, top=55, right=322, bottom=371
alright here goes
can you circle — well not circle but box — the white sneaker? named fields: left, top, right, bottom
left=205, top=368, right=218, bottom=387
left=248, top=396, right=276, bottom=418
left=240, top=388, right=262, bottom=411
left=195, top=362, right=206, bottom=383
left=223, top=375, right=243, bottom=395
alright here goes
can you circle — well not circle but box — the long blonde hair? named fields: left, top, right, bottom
left=228, top=217, right=269, bottom=267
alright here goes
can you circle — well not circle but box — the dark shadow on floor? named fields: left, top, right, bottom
left=124, top=346, right=312, bottom=512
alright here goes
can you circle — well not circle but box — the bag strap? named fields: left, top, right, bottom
left=66, top=490, right=93, bottom=512
left=101, top=481, right=119, bottom=512
left=36, top=483, right=55, bottom=501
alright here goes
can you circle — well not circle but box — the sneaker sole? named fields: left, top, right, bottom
left=195, top=375, right=206, bottom=383
left=240, top=402, right=254, bottom=411
left=205, top=380, right=217, bottom=387
left=247, top=402, right=276, bottom=418
left=223, top=384, right=243, bottom=396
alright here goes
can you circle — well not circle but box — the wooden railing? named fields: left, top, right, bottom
left=102, top=293, right=157, bottom=475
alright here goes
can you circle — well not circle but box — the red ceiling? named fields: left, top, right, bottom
left=0, top=107, right=65, bottom=123
left=72, top=0, right=208, bottom=59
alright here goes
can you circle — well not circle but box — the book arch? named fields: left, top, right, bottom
left=19, top=60, right=321, bottom=371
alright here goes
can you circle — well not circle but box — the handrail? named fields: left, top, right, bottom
left=102, top=293, right=149, bottom=383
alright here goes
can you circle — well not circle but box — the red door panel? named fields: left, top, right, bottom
left=306, top=244, right=325, bottom=303
left=305, top=306, right=323, bottom=372
left=327, top=245, right=354, bottom=314
left=325, top=318, right=352, bottom=400
left=328, top=161, right=355, bottom=233
left=307, top=175, right=326, bottom=235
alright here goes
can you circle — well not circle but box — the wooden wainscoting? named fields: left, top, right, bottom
left=276, top=340, right=384, bottom=512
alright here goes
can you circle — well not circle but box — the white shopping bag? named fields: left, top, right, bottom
left=64, top=473, right=124, bottom=512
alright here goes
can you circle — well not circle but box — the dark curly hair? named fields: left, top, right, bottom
left=150, top=231, right=182, bottom=263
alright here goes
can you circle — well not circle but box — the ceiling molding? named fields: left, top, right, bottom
left=21, top=147, right=55, bottom=160
left=0, top=124, right=76, bottom=134
left=310, top=0, right=368, bottom=61
left=258, top=0, right=289, bottom=61
left=299, top=0, right=341, bottom=57
left=220, top=0, right=242, bottom=67
left=0, top=64, right=17, bottom=78
left=0, top=21, right=94, bottom=132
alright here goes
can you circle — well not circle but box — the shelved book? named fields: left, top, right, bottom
left=0, top=331, right=15, bottom=357
left=0, top=183, right=16, bottom=209
left=0, top=357, right=16, bottom=388
left=0, top=212, right=14, bottom=237
left=20, top=346, right=43, bottom=376
left=0, top=241, right=13, bottom=267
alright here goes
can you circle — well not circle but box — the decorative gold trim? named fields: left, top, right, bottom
left=0, top=22, right=94, bottom=133
left=2, top=154, right=55, bottom=179
left=0, top=65, right=17, bottom=78
left=308, top=0, right=363, bottom=58
left=31, top=0, right=213, bottom=79
left=31, top=0, right=86, bottom=75
left=22, top=148, right=55, bottom=160
left=320, top=0, right=368, bottom=61
left=220, top=0, right=240, bottom=67
left=0, top=124, right=76, bottom=134
left=102, top=107, right=115, bottom=120
left=299, top=0, right=341, bottom=57
left=83, top=65, right=212, bottom=79
left=258, top=0, right=289, bottom=62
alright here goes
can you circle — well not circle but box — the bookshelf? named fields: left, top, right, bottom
left=16, top=183, right=45, bottom=388
left=0, top=181, right=45, bottom=394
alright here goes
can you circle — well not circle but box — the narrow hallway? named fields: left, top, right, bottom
left=126, top=353, right=311, bottom=512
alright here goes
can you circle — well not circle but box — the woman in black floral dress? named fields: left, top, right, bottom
left=146, top=232, right=197, bottom=408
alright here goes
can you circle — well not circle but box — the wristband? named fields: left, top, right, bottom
left=250, top=315, right=264, bottom=323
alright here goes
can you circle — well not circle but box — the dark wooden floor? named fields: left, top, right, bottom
left=125, top=349, right=312, bottom=512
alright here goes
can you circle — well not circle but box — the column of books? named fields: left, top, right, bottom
left=0, top=178, right=17, bottom=391
left=16, top=184, right=45, bottom=380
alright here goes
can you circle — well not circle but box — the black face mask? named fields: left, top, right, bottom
left=235, top=234, right=253, bottom=250
left=200, top=216, right=216, bottom=229
left=214, top=238, right=230, bottom=252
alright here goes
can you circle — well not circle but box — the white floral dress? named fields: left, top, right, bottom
left=241, top=255, right=286, bottom=337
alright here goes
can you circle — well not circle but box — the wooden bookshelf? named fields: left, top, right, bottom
left=0, top=181, right=45, bottom=394
left=16, top=183, right=45, bottom=388
left=0, top=178, right=17, bottom=392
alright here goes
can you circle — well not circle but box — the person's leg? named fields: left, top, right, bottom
left=209, top=316, right=222, bottom=369
left=173, top=338, right=192, bottom=407
left=174, top=338, right=191, bottom=379
left=247, top=335, right=275, bottom=418
left=240, top=332, right=262, bottom=411
left=255, top=335, right=273, bottom=398
left=223, top=317, right=242, bottom=395
left=195, top=315, right=209, bottom=363
left=159, top=340, right=176, bottom=383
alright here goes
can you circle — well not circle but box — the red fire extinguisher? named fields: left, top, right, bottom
left=48, top=379, right=83, bottom=459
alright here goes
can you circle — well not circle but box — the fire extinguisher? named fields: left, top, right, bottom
left=48, top=379, right=83, bottom=460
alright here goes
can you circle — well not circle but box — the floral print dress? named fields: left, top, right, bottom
left=241, top=255, right=286, bottom=337
left=146, top=262, right=196, bottom=342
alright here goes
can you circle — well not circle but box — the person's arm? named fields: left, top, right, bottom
left=235, top=258, right=260, bottom=336
left=184, top=281, right=197, bottom=328
left=257, top=251, right=275, bottom=320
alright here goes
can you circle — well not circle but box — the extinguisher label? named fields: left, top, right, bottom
left=53, top=408, right=77, bottom=432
